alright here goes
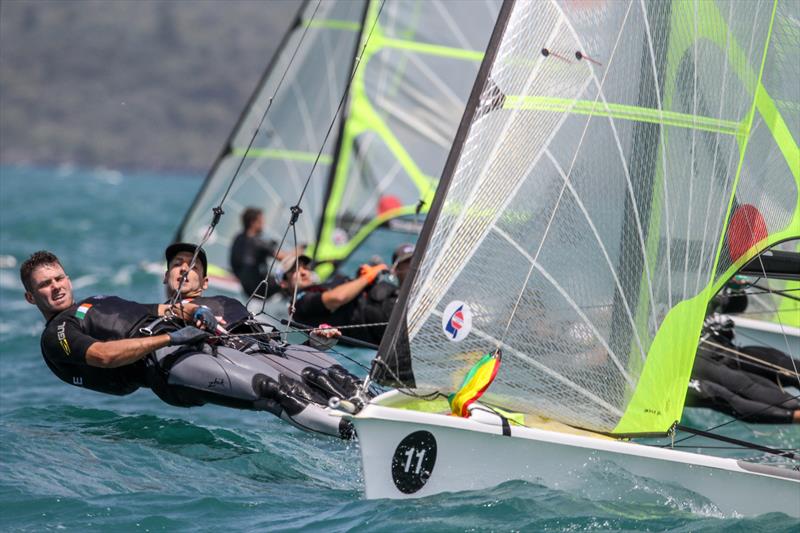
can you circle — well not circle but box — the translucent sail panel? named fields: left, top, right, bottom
left=313, top=0, right=501, bottom=264
left=712, top=0, right=800, bottom=285
left=399, top=0, right=782, bottom=434
left=177, top=1, right=365, bottom=277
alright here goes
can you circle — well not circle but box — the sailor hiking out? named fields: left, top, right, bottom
left=686, top=313, right=800, bottom=424
left=23, top=247, right=362, bottom=439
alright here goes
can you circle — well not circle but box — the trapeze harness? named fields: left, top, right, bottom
left=43, top=296, right=356, bottom=439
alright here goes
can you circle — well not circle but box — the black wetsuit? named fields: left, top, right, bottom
left=40, top=295, right=261, bottom=406
left=292, top=275, right=397, bottom=344
left=685, top=336, right=799, bottom=423
left=230, top=233, right=280, bottom=298
left=358, top=278, right=400, bottom=342
left=40, top=296, right=154, bottom=396
left=39, top=294, right=358, bottom=438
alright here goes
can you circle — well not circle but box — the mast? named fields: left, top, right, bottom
left=373, top=0, right=516, bottom=387
left=173, top=1, right=309, bottom=243
left=368, top=0, right=796, bottom=435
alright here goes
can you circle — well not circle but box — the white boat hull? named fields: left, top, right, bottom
left=351, top=394, right=800, bottom=516
left=721, top=314, right=800, bottom=358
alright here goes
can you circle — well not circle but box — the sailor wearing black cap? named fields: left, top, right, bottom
left=22, top=247, right=362, bottom=440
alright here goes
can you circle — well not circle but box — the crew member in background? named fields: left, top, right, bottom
left=280, top=243, right=415, bottom=345
left=685, top=314, right=800, bottom=424
left=358, top=243, right=415, bottom=334
left=280, top=254, right=388, bottom=344
left=230, top=207, right=287, bottom=298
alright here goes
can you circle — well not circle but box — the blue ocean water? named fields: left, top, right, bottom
left=0, top=165, right=797, bottom=532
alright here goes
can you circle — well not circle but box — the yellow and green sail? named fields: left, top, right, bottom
left=377, top=0, right=799, bottom=436
left=177, top=0, right=500, bottom=282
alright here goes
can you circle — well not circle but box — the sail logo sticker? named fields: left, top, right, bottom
left=442, top=301, right=472, bottom=342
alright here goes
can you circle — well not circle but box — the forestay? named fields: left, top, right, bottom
left=176, top=0, right=500, bottom=281
left=374, top=0, right=800, bottom=435
left=175, top=1, right=364, bottom=281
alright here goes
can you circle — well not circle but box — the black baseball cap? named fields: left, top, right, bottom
left=392, top=243, right=415, bottom=264
left=279, top=254, right=312, bottom=280
left=165, top=242, right=208, bottom=275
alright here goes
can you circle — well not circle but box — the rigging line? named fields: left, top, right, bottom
left=220, top=321, right=389, bottom=336
left=728, top=331, right=800, bottom=359
left=734, top=217, right=799, bottom=375
left=673, top=424, right=797, bottom=460
left=669, top=445, right=800, bottom=451
left=697, top=339, right=799, bottom=379
left=668, top=393, right=800, bottom=448
left=249, top=0, right=387, bottom=312
left=170, top=1, right=325, bottom=307
left=295, top=0, right=386, bottom=206
left=242, top=312, right=377, bottom=371
left=286, top=220, right=303, bottom=326
left=747, top=284, right=800, bottom=302
left=218, top=0, right=323, bottom=210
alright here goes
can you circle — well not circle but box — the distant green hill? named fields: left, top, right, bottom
left=0, top=0, right=298, bottom=172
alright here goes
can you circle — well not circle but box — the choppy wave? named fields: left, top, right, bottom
left=1, top=167, right=798, bottom=532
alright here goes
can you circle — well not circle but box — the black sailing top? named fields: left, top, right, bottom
left=40, top=296, right=155, bottom=395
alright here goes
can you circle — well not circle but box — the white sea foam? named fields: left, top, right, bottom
left=0, top=270, right=22, bottom=290
left=111, top=265, right=135, bottom=286
left=69, top=274, right=100, bottom=290
left=0, top=255, right=18, bottom=269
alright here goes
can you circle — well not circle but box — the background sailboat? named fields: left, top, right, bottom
left=717, top=239, right=799, bottom=356
left=174, top=0, right=500, bottom=287
left=349, top=0, right=800, bottom=515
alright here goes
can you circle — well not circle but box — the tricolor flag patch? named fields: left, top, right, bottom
left=75, top=303, right=93, bottom=320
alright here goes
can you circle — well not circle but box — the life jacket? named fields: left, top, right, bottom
left=76, top=296, right=155, bottom=339
left=41, top=296, right=155, bottom=396
left=360, top=279, right=399, bottom=321
left=182, top=295, right=254, bottom=333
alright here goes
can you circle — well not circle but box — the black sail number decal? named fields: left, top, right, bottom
left=391, top=431, right=437, bottom=494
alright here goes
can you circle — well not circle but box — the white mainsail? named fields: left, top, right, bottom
left=175, top=1, right=363, bottom=281
left=373, top=0, right=800, bottom=435
left=175, top=0, right=500, bottom=282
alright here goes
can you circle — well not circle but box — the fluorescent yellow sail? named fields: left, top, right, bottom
left=374, top=0, right=799, bottom=436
